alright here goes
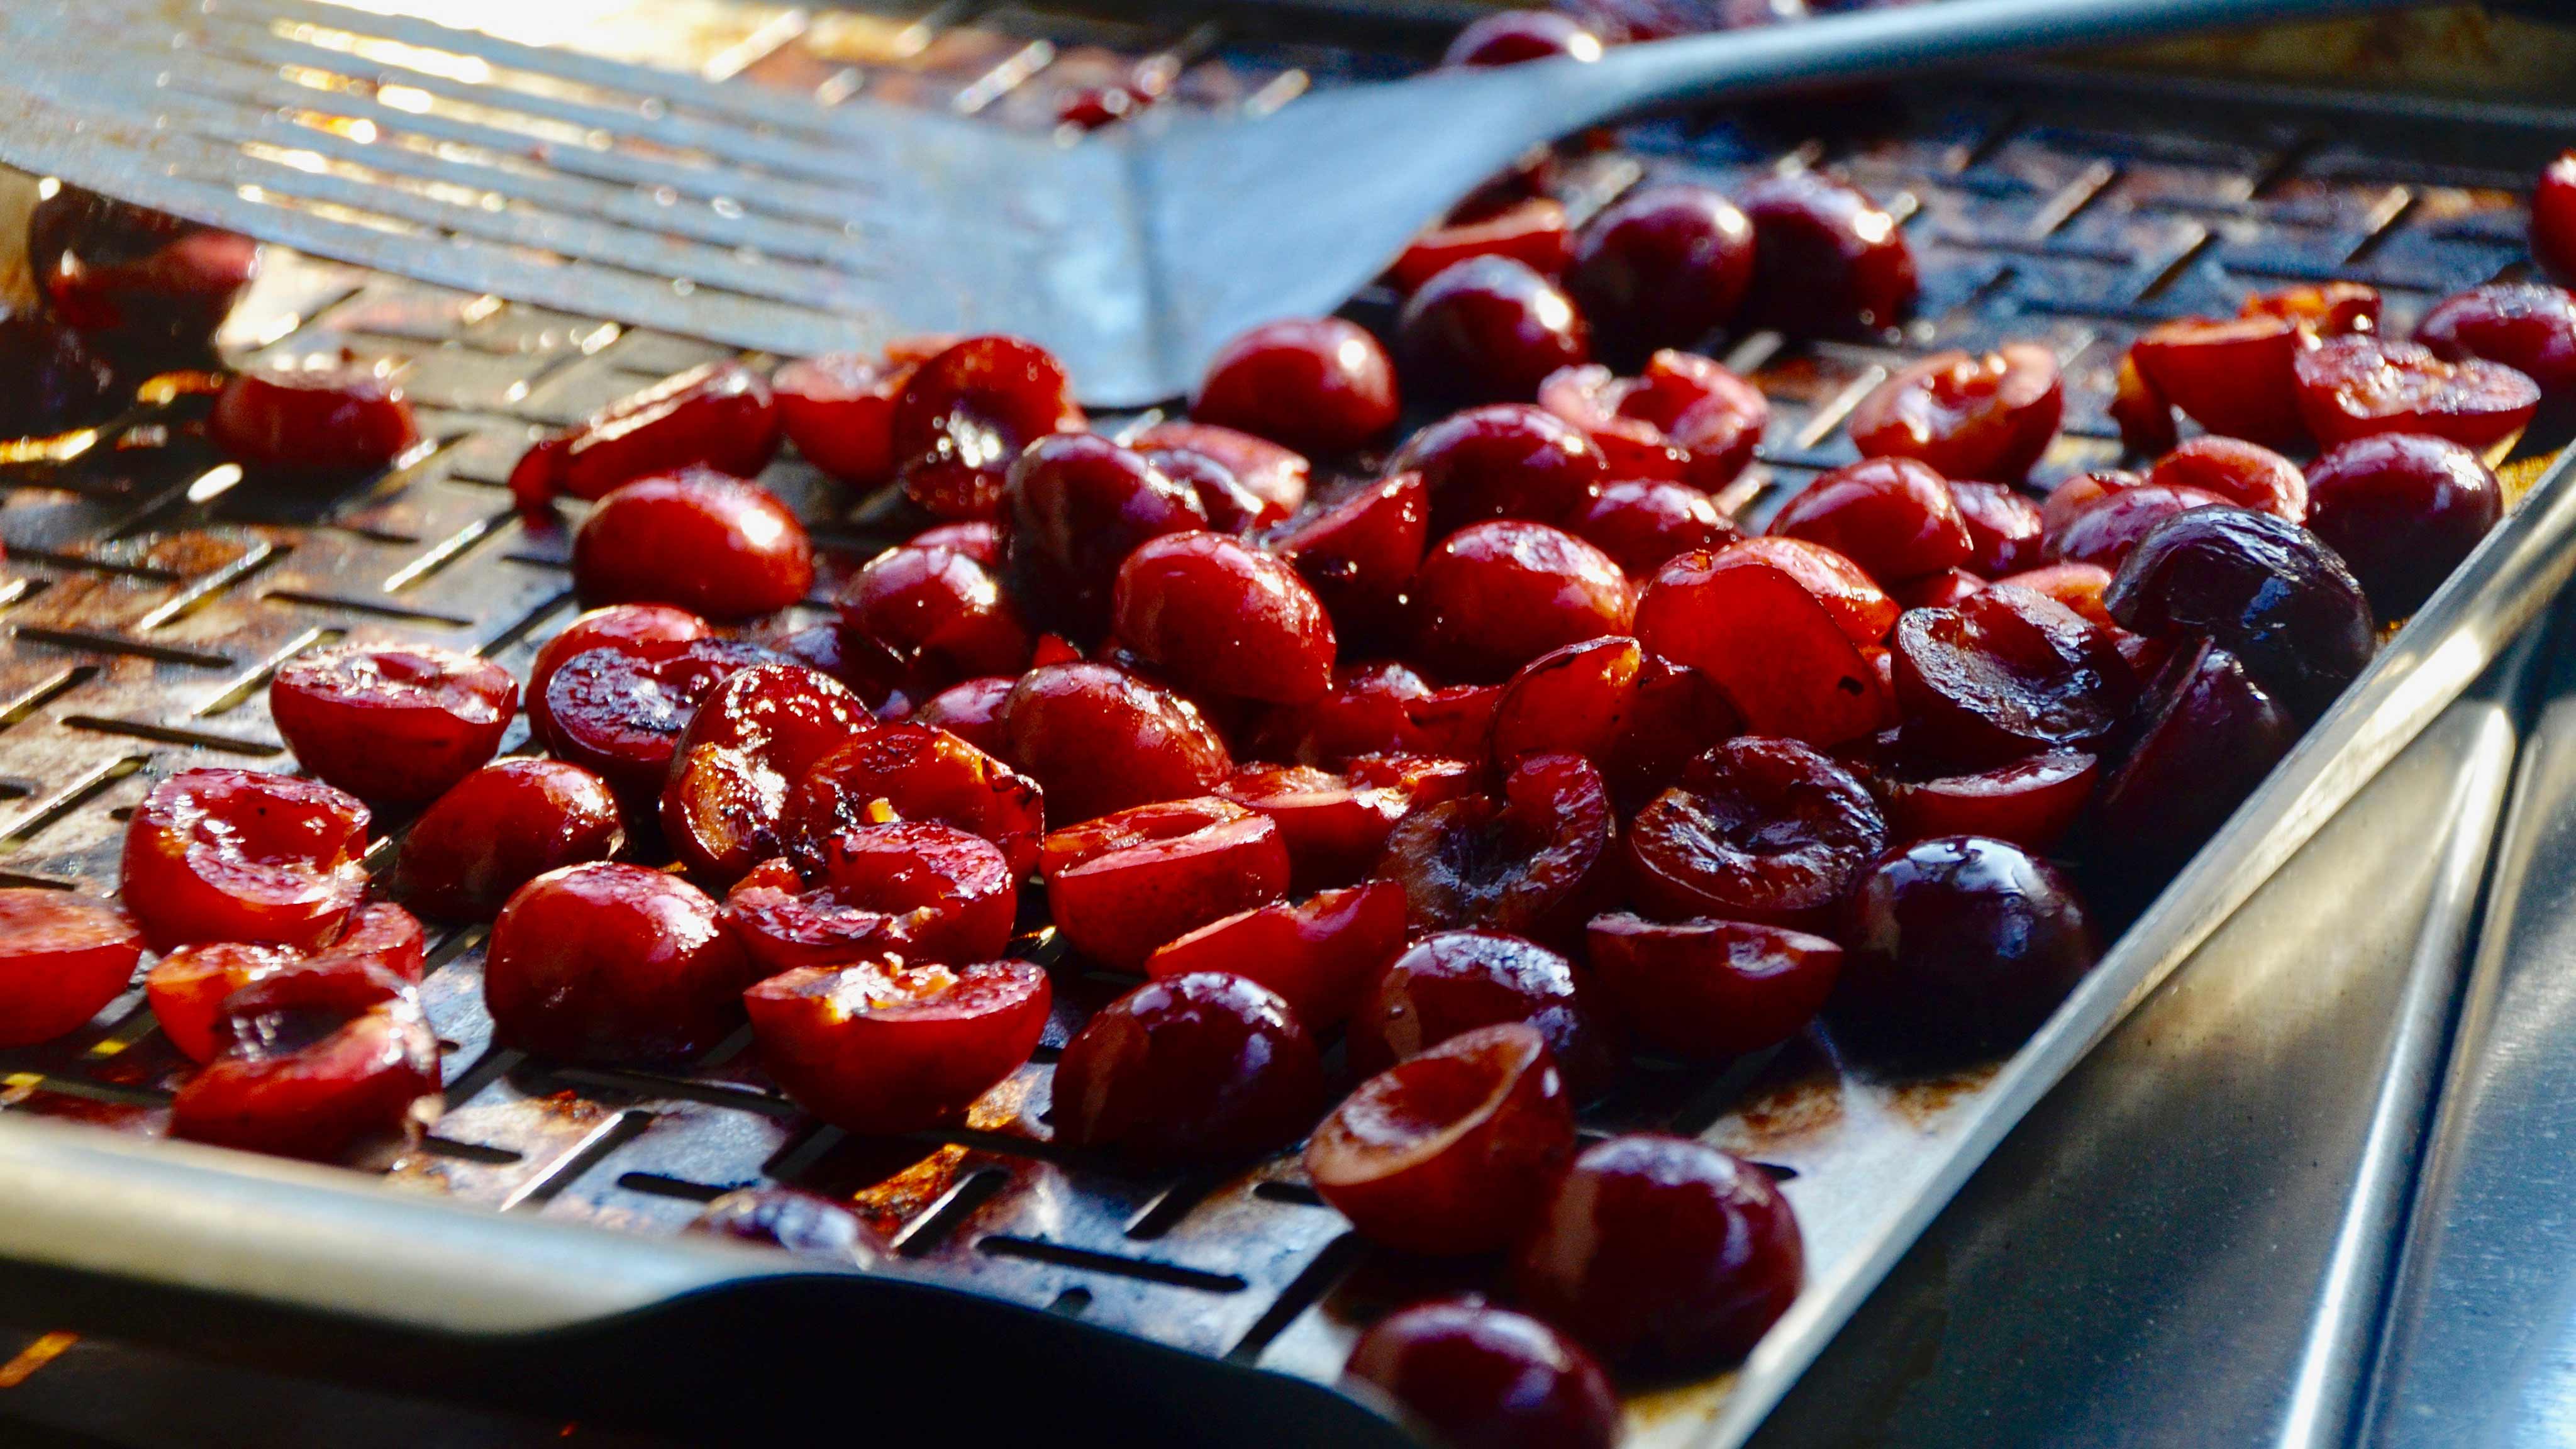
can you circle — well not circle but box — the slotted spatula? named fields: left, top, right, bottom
left=0, top=0, right=2402, bottom=406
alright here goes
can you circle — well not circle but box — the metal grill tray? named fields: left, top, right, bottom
left=0, top=7, right=2570, bottom=1445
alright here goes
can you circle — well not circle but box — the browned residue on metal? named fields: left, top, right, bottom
left=846, top=1143, right=968, bottom=1236
left=1884, top=1062, right=2003, bottom=1126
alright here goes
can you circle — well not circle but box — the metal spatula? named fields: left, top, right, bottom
left=0, top=0, right=2401, bottom=406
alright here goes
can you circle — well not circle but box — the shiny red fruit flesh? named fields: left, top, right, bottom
left=787, top=721, right=1044, bottom=879
left=1131, top=420, right=1311, bottom=524
left=1768, top=457, right=1971, bottom=585
left=0, top=890, right=145, bottom=1048
left=1377, top=753, right=1614, bottom=948
left=1891, top=584, right=2135, bottom=767
left=396, top=760, right=625, bottom=922
left=838, top=543, right=1031, bottom=690
left=1539, top=352, right=1768, bottom=492
left=1211, top=765, right=1407, bottom=894
left=1409, top=520, right=1633, bottom=684
left=1881, top=748, right=2097, bottom=852
left=2418, top=282, right=2576, bottom=400
left=723, top=823, right=1015, bottom=975
left=1850, top=343, right=2062, bottom=483
left=773, top=350, right=909, bottom=487
left=2128, top=314, right=2305, bottom=446
left=1146, top=881, right=1407, bottom=1028
left=890, top=336, right=1085, bottom=520
left=1040, top=799, right=1290, bottom=969
left=2293, top=334, right=2540, bottom=457
left=998, top=662, right=1229, bottom=825
left=169, top=964, right=441, bottom=1162
left=1395, top=196, right=1575, bottom=294
left=1624, top=736, right=1887, bottom=930
left=662, top=664, right=874, bottom=883
left=484, top=863, right=752, bottom=1063
left=1635, top=543, right=1894, bottom=747
left=1004, top=432, right=1207, bottom=635
left=1111, top=531, right=1336, bottom=705
left=120, top=769, right=369, bottom=953
left=746, top=957, right=1049, bottom=1135
left=210, top=364, right=419, bottom=477
left=1387, top=403, right=1607, bottom=531
left=268, top=645, right=517, bottom=806
left=1585, top=913, right=1841, bottom=1060
left=536, top=637, right=782, bottom=799
left=147, top=901, right=423, bottom=1063
left=1272, top=472, right=1433, bottom=629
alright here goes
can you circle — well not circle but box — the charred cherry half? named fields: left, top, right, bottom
left=999, top=662, right=1230, bottom=824
left=210, top=363, right=420, bottom=477
left=573, top=469, right=814, bottom=620
left=889, top=335, right=1085, bottom=520
left=1192, top=318, right=1401, bottom=456
left=508, top=360, right=782, bottom=511
left=1624, top=737, right=1887, bottom=930
left=1148, top=880, right=1407, bottom=1028
left=747, top=957, right=1050, bottom=1135
left=397, top=760, right=625, bottom=921
left=1378, top=753, right=1615, bottom=948
left=1052, top=972, right=1326, bottom=1165
left=1307, top=1022, right=1575, bottom=1255
left=2303, top=433, right=2501, bottom=622
left=484, top=863, right=753, bottom=1063
left=787, top=721, right=1045, bottom=879
left=1112, top=532, right=1336, bottom=705
left=0, top=890, right=145, bottom=1047
left=1833, top=835, right=2096, bottom=1057
left=1398, top=257, right=1592, bottom=405
left=1410, top=521, right=1633, bottom=684
left=1850, top=344, right=2062, bottom=483
left=268, top=645, right=517, bottom=806
left=1511, top=1133, right=1804, bottom=1368
left=2294, top=334, right=2540, bottom=458
left=169, top=962, right=441, bottom=1162
left=1345, top=1300, right=1619, bottom=1449
left=1892, top=584, right=2134, bottom=767
left=662, top=663, right=875, bottom=883
left=1585, top=913, right=1841, bottom=1060
left=537, top=637, right=783, bottom=799
left=1041, top=798, right=1290, bottom=969
left=724, top=824, right=1016, bottom=975
left=1350, top=930, right=1617, bottom=1099
left=146, top=902, right=423, bottom=1063
left=121, top=769, right=369, bottom=952
left=2105, top=506, right=2374, bottom=719
left=1566, top=183, right=1755, bottom=363
left=1738, top=170, right=1918, bottom=337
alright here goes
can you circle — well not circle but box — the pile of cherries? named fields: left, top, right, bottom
left=0, top=134, right=2570, bottom=1449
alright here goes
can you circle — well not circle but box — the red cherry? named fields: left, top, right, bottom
left=913, top=675, right=1017, bottom=755
left=1994, top=561, right=2118, bottom=628
left=1572, top=478, right=1740, bottom=577
left=1211, top=765, right=1407, bottom=894
left=1192, top=318, right=1401, bottom=456
left=525, top=603, right=711, bottom=737
left=2045, top=483, right=2228, bottom=571
left=1604, top=655, right=1743, bottom=809
left=210, top=363, right=419, bottom=476
left=724, top=823, right=1015, bottom=975
left=889, top=336, right=1085, bottom=520
left=772, top=350, right=911, bottom=486
left=1625, top=736, right=1886, bottom=930
left=148, top=901, right=424, bottom=1063
left=572, top=469, right=814, bottom=620
left=2539, top=151, right=2576, bottom=283
left=838, top=543, right=1031, bottom=689
left=2418, top=282, right=2576, bottom=401
left=1111, top=532, right=1337, bottom=705
left=1851, top=344, right=2062, bottom=483
left=1440, top=8, right=1603, bottom=65
left=660, top=664, right=874, bottom=883
left=2106, top=506, right=2375, bottom=720
left=1635, top=543, right=1894, bottom=747
left=1833, top=835, right=2096, bottom=1055
left=2304, top=432, right=2502, bottom=622
left=486, top=862, right=753, bottom=1063
left=1487, top=634, right=1643, bottom=768
left=1004, top=432, right=1207, bottom=635
left=1410, top=520, right=1633, bottom=684
left=1146, top=880, right=1406, bottom=1028
left=1566, top=184, right=1755, bottom=363
left=397, top=760, right=625, bottom=921
left=1130, top=420, right=1311, bottom=522
left=2145, top=435, right=2308, bottom=521
left=1387, top=403, right=1607, bottom=531
left=536, top=637, right=783, bottom=799
left=1378, top=753, right=1616, bottom=949
left=508, top=360, right=782, bottom=511
left=0, top=890, right=144, bottom=1046
left=2108, top=353, right=2179, bottom=457
left=1539, top=352, right=1768, bottom=492
left=2092, top=638, right=2297, bottom=881
left=747, top=957, right=1048, bottom=1134
left=1882, top=748, right=2097, bottom=852
left=1395, top=196, right=1575, bottom=294
left=1738, top=170, right=1918, bottom=337
left=1307, top=1021, right=1575, bottom=1254
left=1350, top=930, right=1618, bottom=1098
left=2129, top=314, right=2306, bottom=446
left=1896, top=567, right=1985, bottom=611
left=1272, top=472, right=1433, bottom=641
left=1052, top=971, right=1326, bottom=1163
left=1892, top=584, right=2135, bottom=767
left=1586, top=913, right=1841, bottom=1058
left=787, top=721, right=1044, bottom=879
left=1345, top=1300, right=1619, bottom=1449
left=2294, top=334, right=2540, bottom=457
left=1399, top=256, right=1592, bottom=405
left=1511, top=1134, right=1804, bottom=1367
left=121, top=769, right=369, bottom=952
left=1768, top=457, right=1972, bottom=585
left=29, top=186, right=258, bottom=362
left=998, top=662, right=1231, bottom=824
left=268, top=645, right=516, bottom=806
left=169, top=963, right=440, bottom=1162
left=1040, top=799, right=1289, bottom=969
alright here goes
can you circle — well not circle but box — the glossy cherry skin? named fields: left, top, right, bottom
left=746, top=957, right=1049, bottom=1135
left=1768, top=457, right=1972, bottom=585
left=2129, top=314, right=2306, bottom=447
left=772, top=350, right=910, bottom=486
left=2109, top=352, right=2179, bottom=457
left=1399, top=257, right=1593, bottom=405
left=660, top=664, right=875, bottom=883
left=1882, top=748, right=2097, bottom=852
left=1488, top=635, right=1642, bottom=767
left=1389, top=403, right=1609, bottom=531
left=1350, top=929, right=1617, bottom=1100
left=1133, top=421, right=1310, bottom=521
left=1307, top=1021, right=1575, bottom=1255
left=1738, top=170, right=1918, bottom=337
left=486, top=862, right=753, bottom=1063
left=2145, top=435, right=2307, bottom=521
left=724, top=825, right=1015, bottom=975
left=210, top=364, right=419, bottom=477
left=913, top=675, right=1016, bottom=756
left=1511, top=1133, right=1804, bottom=1368
left=1635, top=543, right=1895, bottom=747
left=512, top=361, right=782, bottom=510
left=1585, top=913, right=1841, bottom=1060
left=786, top=721, right=1045, bottom=879
left=998, top=662, right=1230, bottom=824
left=1851, top=343, right=2062, bottom=484
left=1272, top=472, right=1433, bottom=630
left=1004, top=432, right=1208, bottom=636
left=889, top=336, right=1085, bottom=520
left=1040, top=799, right=1291, bottom=969
left=1212, top=765, right=1409, bottom=894
left=1539, top=352, right=1769, bottom=492
left=2093, top=638, right=2297, bottom=883
left=2046, top=482, right=2229, bottom=572
left=147, top=902, right=425, bottom=1063
left=1396, top=196, right=1575, bottom=295
left=1192, top=318, right=1401, bottom=456
left=1379, top=752, right=1617, bottom=952
left=0, top=890, right=144, bottom=1047
left=1147, top=880, right=1407, bottom=1028
left=2294, top=334, right=2541, bottom=457
left=1566, top=184, right=1756, bottom=362
left=537, top=637, right=783, bottom=799
left=1111, top=531, right=1337, bottom=705
left=1625, top=737, right=1887, bottom=930
left=2304, top=433, right=2502, bottom=623
left=1440, top=8, right=1604, bottom=65
left=394, top=761, right=623, bottom=921
left=572, top=469, right=814, bottom=620
left=1052, top=972, right=1326, bottom=1164
left=835, top=543, right=1031, bottom=691
left=268, top=645, right=517, bottom=806
left=2419, top=282, right=2576, bottom=402
left=29, top=186, right=258, bottom=364
left=169, top=964, right=441, bottom=1162
left=121, top=769, right=369, bottom=953
left=526, top=604, right=711, bottom=731
left=1410, top=521, right=1633, bottom=684
left=1832, top=835, right=2096, bottom=1055
left=1345, top=1299, right=1619, bottom=1449
left=1893, top=584, right=2135, bottom=767
left=2106, top=506, right=2375, bottom=720
left=1572, top=479, right=1739, bottom=577
left=1948, top=480, right=2044, bottom=577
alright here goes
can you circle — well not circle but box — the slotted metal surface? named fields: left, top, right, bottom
left=0, top=4, right=2568, bottom=1445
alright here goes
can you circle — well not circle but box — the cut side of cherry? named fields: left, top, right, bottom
left=0, top=889, right=145, bottom=1048
left=1624, top=736, right=1887, bottom=931
left=536, top=636, right=784, bottom=800
left=509, top=360, right=782, bottom=512
left=2294, top=334, right=2540, bottom=457
left=787, top=721, right=1046, bottom=880
left=1585, top=913, right=1841, bottom=1060
left=1768, top=457, right=1972, bottom=586
left=121, top=768, right=370, bottom=953
left=1040, top=798, right=1290, bottom=969
left=485, top=862, right=753, bottom=1063
left=1850, top=343, right=2062, bottom=484
left=660, top=663, right=874, bottom=884
left=1891, top=584, right=2135, bottom=768
left=1881, top=748, right=2097, bottom=852
left=170, top=960, right=442, bottom=1163
left=723, top=823, right=1016, bottom=976
left=269, top=645, right=517, bottom=806
left=1635, top=542, right=1894, bottom=747
left=1377, top=752, right=1614, bottom=947
left=890, top=335, right=1085, bottom=520
left=746, top=957, right=1049, bottom=1135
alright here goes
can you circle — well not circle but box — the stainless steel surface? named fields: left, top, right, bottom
left=0, top=0, right=2409, bottom=405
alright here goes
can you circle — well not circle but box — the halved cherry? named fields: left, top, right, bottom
left=1191, top=318, right=1401, bottom=457
left=1349, top=929, right=1617, bottom=1098
left=1345, top=1301, right=1619, bottom=1449
left=1702, top=536, right=1897, bottom=645
left=2541, top=150, right=2576, bottom=284
left=1271, top=472, right=1433, bottom=631
left=1585, top=913, right=1841, bottom=1059
left=1882, top=748, right=2097, bottom=851
left=2145, top=435, right=2307, bottom=521
left=526, top=603, right=711, bottom=738
left=1572, top=478, right=1740, bottom=578
left=1488, top=635, right=1642, bottom=767
left=1386, top=403, right=1607, bottom=531
left=486, top=862, right=752, bottom=1063
left=1993, top=561, right=2118, bottom=628
left=1111, top=532, right=1336, bottom=706
left=2304, top=433, right=2503, bottom=623
left=1892, top=584, right=2135, bottom=767
left=723, top=823, right=1015, bottom=975
left=1850, top=343, right=2062, bottom=483
left=2108, top=352, right=2178, bottom=457
left=268, top=645, right=517, bottom=806
left=1896, top=568, right=1986, bottom=610
left=397, top=760, right=625, bottom=921
left=997, top=662, right=1230, bottom=825
left=537, top=637, right=784, bottom=799
left=1833, top=835, right=2096, bottom=1055
left=890, top=335, right=1086, bottom=520
left=1212, top=765, right=1406, bottom=894
left=770, top=621, right=913, bottom=713
left=1136, top=447, right=1277, bottom=535
left=572, top=468, right=814, bottom=621
left=1146, top=881, right=1407, bottom=1028
left=1404, top=682, right=1506, bottom=763
left=1350, top=753, right=1489, bottom=811
left=661, top=664, right=874, bottom=884
left=1004, top=432, right=1207, bottom=633
left=787, top=721, right=1043, bottom=879
left=2045, top=483, right=2231, bottom=570
left=121, top=769, right=369, bottom=952
left=1538, top=353, right=1768, bottom=491
left=774, top=348, right=918, bottom=487
left=1052, top=971, right=1326, bottom=1163
left=210, top=363, right=420, bottom=478
left=837, top=543, right=1031, bottom=689
left=0, top=890, right=144, bottom=1047
left=1377, top=753, right=1613, bottom=948
left=1605, top=655, right=1743, bottom=809
left=1306, top=1021, right=1575, bottom=1254
left=1411, top=520, right=1634, bottom=684
left=2293, top=334, right=2540, bottom=457
left=1395, top=196, right=1574, bottom=292
left=2128, top=314, right=2305, bottom=446
left=508, top=360, right=782, bottom=511
left=913, top=675, right=1017, bottom=756
left=2417, top=282, right=2576, bottom=401
left=1768, top=457, right=1972, bottom=585
left=169, top=961, right=441, bottom=1162
left=2106, top=506, right=2375, bottom=719
left=1131, top=421, right=1311, bottom=523
left=2092, top=638, right=2297, bottom=882
left=1635, top=543, right=1894, bottom=748
left=2241, top=279, right=2380, bottom=337
left=147, top=902, right=423, bottom=1063
left=746, top=957, right=1049, bottom=1135
left=1040, top=799, right=1289, bottom=969
left=1624, top=737, right=1886, bottom=930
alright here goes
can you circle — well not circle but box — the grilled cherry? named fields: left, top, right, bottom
left=724, top=824, right=1016, bottom=974
left=1212, top=765, right=1407, bottom=894
left=1052, top=972, right=1326, bottom=1163
left=1378, top=752, right=1616, bottom=948
left=1410, top=521, right=1633, bottom=684
left=1738, top=170, right=1918, bottom=337
left=1192, top=318, right=1401, bottom=456
left=1882, top=748, right=2097, bottom=852
left=1441, top=8, right=1604, bottom=65
left=1512, top=1133, right=1803, bottom=1366
left=1147, top=880, right=1407, bottom=1028
left=1040, top=798, right=1287, bottom=968
left=1389, top=402, right=1607, bottom=530
left=1254, top=661, right=1443, bottom=765
left=1625, top=737, right=1886, bottom=930
left=29, top=186, right=258, bottom=364
left=1395, top=196, right=1575, bottom=294
left=889, top=335, right=1085, bottom=519
left=169, top=962, right=440, bottom=1162
left=1851, top=344, right=2062, bottom=483
left=1565, top=184, right=1756, bottom=362
left=1350, top=929, right=1616, bottom=1097
left=661, top=664, right=874, bottom=883
left=997, top=662, right=1230, bottom=824
left=2045, top=482, right=2229, bottom=570
left=1487, top=635, right=1642, bottom=769
left=2093, top=638, right=2297, bottom=882
left=1578, top=479, right=1741, bottom=580
left=526, top=603, right=711, bottom=730
left=2108, top=353, right=2179, bottom=457
left=2294, top=334, right=2540, bottom=457
left=210, top=362, right=419, bottom=477
left=538, top=636, right=782, bottom=799
left=1272, top=471, right=1433, bottom=629
left=1994, top=561, right=2118, bottom=628
left=268, top=645, right=517, bottom=806
left=0, top=890, right=144, bottom=1047
left=147, top=902, right=424, bottom=1063
left=121, top=769, right=369, bottom=952
left=2128, top=314, right=2305, bottom=446
left=1111, top=531, right=1336, bottom=705
left=2106, top=506, right=2374, bottom=719
left=787, top=721, right=1045, bottom=878
left=2537, top=150, right=2576, bottom=283
left=2418, top=282, right=2576, bottom=402
left=1399, top=257, right=1592, bottom=405
left=773, top=350, right=911, bottom=486
left=1132, top=419, right=1311, bottom=524
left=2144, top=435, right=2307, bottom=521
left=1586, top=913, right=1841, bottom=1059
left=2304, top=433, right=2501, bottom=622
left=838, top=543, right=1031, bottom=689
left=1606, top=655, right=1741, bottom=808
left=1833, top=835, right=2096, bottom=1055
left=1893, top=585, right=2133, bottom=767
left=1345, top=1300, right=1619, bottom=1449
left=1947, top=480, right=2043, bottom=577
left=1768, top=457, right=1972, bottom=585
left=396, top=760, right=623, bottom=921
left=747, top=957, right=1049, bottom=1135
left=1539, top=352, right=1768, bottom=491
left=508, top=360, right=782, bottom=511
left=486, top=862, right=752, bottom=1062
left=1635, top=541, right=1894, bottom=747
left=1004, top=432, right=1207, bottom=635
left=572, top=469, right=813, bottom=620
left=1307, top=1022, right=1575, bottom=1255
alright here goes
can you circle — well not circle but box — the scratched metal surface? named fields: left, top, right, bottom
left=0, top=2, right=2567, bottom=1443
